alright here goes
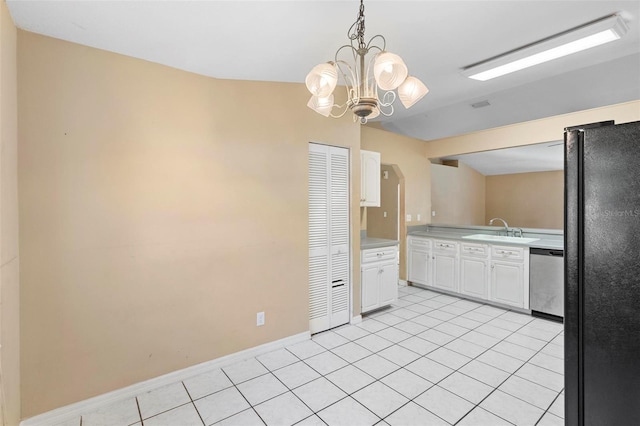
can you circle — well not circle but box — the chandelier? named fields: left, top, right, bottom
left=305, top=0, right=428, bottom=124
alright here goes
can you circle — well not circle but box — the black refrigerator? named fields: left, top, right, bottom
left=565, top=120, right=640, bottom=426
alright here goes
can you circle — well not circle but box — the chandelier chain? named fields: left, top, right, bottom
left=347, top=0, right=367, bottom=50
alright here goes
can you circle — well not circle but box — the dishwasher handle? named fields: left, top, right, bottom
left=530, top=248, right=564, bottom=257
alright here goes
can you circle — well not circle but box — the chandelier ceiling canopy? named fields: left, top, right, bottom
left=305, top=0, right=429, bottom=124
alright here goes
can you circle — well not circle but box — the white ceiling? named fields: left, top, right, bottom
left=441, top=141, right=565, bottom=176
left=6, top=0, right=640, bottom=145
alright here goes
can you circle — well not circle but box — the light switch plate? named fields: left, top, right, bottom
left=406, top=214, right=412, bottom=222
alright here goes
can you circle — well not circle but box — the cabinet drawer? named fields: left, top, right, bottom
left=433, top=239, right=458, bottom=252
left=491, top=245, right=525, bottom=260
left=361, top=246, right=397, bottom=264
left=461, top=242, right=489, bottom=257
left=408, top=237, right=431, bottom=249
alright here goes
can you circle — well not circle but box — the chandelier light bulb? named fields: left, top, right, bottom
left=307, top=94, right=335, bottom=117
left=398, top=76, right=429, bottom=109
left=305, top=63, right=338, bottom=98
left=373, top=52, right=409, bottom=91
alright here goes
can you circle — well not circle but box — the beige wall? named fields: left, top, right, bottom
left=18, top=31, right=361, bottom=418
left=486, top=171, right=564, bottom=229
left=361, top=126, right=430, bottom=279
left=362, top=127, right=430, bottom=225
left=367, top=164, right=400, bottom=241
left=431, top=162, right=485, bottom=226
left=425, top=101, right=640, bottom=159
left=0, top=2, right=20, bottom=425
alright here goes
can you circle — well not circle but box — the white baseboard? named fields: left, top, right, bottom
left=20, top=331, right=310, bottom=426
left=350, top=315, right=362, bottom=324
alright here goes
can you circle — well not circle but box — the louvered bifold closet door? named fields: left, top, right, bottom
left=308, top=143, right=350, bottom=334
left=309, top=144, right=330, bottom=333
left=328, top=148, right=350, bottom=327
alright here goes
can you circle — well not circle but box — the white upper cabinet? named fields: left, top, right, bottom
left=360, top=150, right=380, bottom=207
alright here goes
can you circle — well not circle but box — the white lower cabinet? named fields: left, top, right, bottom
left=490, top=261, right=524, bottom=307
left=489, top=245, right=529, bottom=309
left=361, top=245, right=398, bottom=313
left=361, top=264, right=382, bottom=313
left=432, top=240, right=459, bottom=292
left=408, top=237, right=529, bottom=310
left=379, top=262, right=399, bottom=306
left=460, top=242, right=489, bottom=299
left=408, top=237, right=431, bottom=286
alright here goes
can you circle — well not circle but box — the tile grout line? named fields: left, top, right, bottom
left=374, top=294, right=522, bottom=425
left=320, top=292, right=502, bottom=425
left=253, top=347, right=333, bottom=425
left=534, top=391, right=564, bottom=426
left=262, top=294, right=560, bottom=426
left=350, top=290, right=555, bottom=425
left=224, top=366, right=278, bottom=426
left=452, top=314, right=564, bottom=425
left=180, top=382, right=206, bottom=426
left=68, top=285, right=565, bottom=426
left=306, top=288, right=560, bottom=424
left=134, top=397, right=143, bottom=426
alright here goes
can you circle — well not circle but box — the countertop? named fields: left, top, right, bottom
left=361, top=237, right=400, bottom=250
left=408, top=230, right=564, bottom=250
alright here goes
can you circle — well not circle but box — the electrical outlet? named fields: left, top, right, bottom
left=257, top=311, right=265, bottom=326
left=383, top=211, right=387, bottom=218
left=432, top=211, right=436, bottom=217
left=406, top=214, right=412, bottom=222
left=417, top=213, right=421, bottom=221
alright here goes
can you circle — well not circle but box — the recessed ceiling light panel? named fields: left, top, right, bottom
left=462, top=14, right=628, bottom=81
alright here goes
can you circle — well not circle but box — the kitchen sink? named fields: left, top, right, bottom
left=462, top=234, right=539, bottom=244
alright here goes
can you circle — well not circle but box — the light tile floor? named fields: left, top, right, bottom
left=60, top=285, right=565, bottom=426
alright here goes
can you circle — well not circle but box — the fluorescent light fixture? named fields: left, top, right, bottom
left=463, top=14, right=628, bottom=81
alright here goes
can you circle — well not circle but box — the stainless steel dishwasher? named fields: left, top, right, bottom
left=530, top=248, right=564, bottom=321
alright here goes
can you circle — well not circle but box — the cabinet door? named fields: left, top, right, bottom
left=433, top=253, right=458, bottom=292
left=361, top=264, right=380, bottom=313
left=490, top=261, right=524, bottom=308
left=460, top=256, right=488, bottom=299
left=408, top=249, right=430, bottom=285
left=379, top=262, right=398, bottom=306
left=360, top=150, right=380, bottom=207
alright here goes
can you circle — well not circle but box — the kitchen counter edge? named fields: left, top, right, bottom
left=361, top=237, right=400, bottom=250
left=408, top=231, right=563, bottom=250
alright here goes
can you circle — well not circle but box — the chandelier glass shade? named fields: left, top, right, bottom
left=305, top=0, right=428, bottom=123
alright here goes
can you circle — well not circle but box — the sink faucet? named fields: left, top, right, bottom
left=489, top=217, right=509, bottom=236
left=513, top=228, right=524, bottom=238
